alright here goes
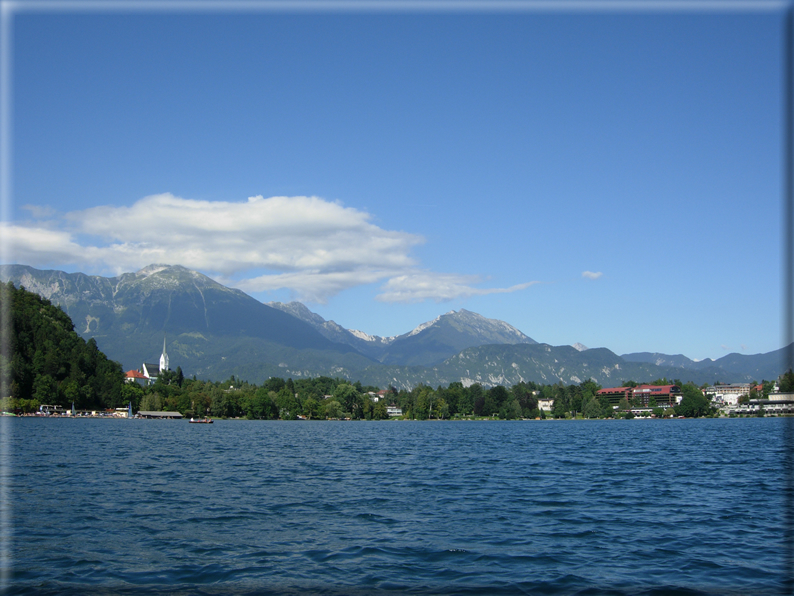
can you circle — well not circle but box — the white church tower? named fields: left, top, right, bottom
left=159, top=334, right=169, bottom=372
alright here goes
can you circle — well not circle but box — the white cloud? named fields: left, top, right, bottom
left=582, top=271, right=602, bottom=280
left=376, top=272, right=540, bottom=304
left=231, top=269, right=392, bottom=304
left=8, top=193, right=539, bottom=304
left=62, top=193, right=422, bottom=274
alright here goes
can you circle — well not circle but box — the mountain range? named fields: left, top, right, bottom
left=267, top=301, right=536, bottom=365
left=1, top=263, right=789, bottom=389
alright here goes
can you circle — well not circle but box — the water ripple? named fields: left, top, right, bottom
left=7, top=417, right=790, bottom=595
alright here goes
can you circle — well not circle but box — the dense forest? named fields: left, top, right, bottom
left=1, top=282, right=125, bottom=410
left=4, top=281, right=790, bottom=420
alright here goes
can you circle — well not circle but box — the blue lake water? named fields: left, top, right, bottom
left=4, top=417, right=792, bottom=595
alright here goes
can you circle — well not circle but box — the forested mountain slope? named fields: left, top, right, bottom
left=1, top=282, right=125, bottom=408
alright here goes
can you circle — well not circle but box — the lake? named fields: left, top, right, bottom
left=4, top=417, right=791, bottom=595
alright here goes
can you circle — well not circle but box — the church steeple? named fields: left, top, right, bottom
left=159, top=334, right=169, bottom=372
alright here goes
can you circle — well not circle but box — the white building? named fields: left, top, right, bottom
left=731, top=392, right=794, bottom=415
left=704, top=383, right=751, bottom=406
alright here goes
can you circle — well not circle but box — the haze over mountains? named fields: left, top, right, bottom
left=1, top=264, right=788, bottom=388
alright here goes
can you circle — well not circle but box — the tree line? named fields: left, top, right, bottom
left=101, top=374, right=726, bottom=420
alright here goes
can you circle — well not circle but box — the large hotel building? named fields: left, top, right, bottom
left=596, top=384, right=682, bottom=408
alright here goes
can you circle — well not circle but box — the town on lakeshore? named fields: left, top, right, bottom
left=3, top=282, right=793, bottom=422
left=25, top=378, right=794, bottom=421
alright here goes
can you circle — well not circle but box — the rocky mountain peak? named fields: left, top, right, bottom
left=136, top=264, right=175, bottom=277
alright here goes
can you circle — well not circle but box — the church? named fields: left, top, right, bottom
left=141, top=335, right=169, bottom=383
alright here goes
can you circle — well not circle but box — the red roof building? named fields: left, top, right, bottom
left=597, top=384, right=681, bottom=407
left=125, top=369, right=148, bottom=386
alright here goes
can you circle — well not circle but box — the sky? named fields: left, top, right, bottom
left=0, top=1, right=788, bottom=361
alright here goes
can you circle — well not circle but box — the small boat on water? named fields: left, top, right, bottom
left=189, top=417, right=213, bottom=424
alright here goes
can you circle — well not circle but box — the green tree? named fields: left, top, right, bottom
left=276, top=387, right=300, bottom=420
left=324, top=400, right=343, bottom=419
left=140, top=391, right=163, bottom=412
left=32, top=374, right=57, bottom=405
left=512, top=382, right=539, bottom=417
left=413, top=388, right=430, bottom=420
left=676, top=384, right=712, bottom=418
left=372, top=400, right=389, bottom=420
left=552, top=397, right=567, bottom=419
left=303, top=397, right=321, bottom=419
left=470, top=384, right=485, bottom=416
left=333, top=383, right=362, bottom=419
left=583, top=395, right=602, bottom=419
left=779, top=369, right=794, bottom=392
left=121, top=382, right=144, bottom=411
left=598, top=396, right=612, bottom=418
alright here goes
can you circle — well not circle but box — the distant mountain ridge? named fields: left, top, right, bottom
left=620, top=348, right=789, bottom=386
left=351, top=343, right=763, bottom=390
left=2, top=263, right=789, bottom=389
left=267, top=302, right=536, bottom=365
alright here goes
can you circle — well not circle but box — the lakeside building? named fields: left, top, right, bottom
left=136, top=411, right=184, bottom=419
left=703, top=383, right=752, bottom=406
left=538, top=397, right=554, bottom=413
left=596, top=385, right=681, bottom=407
left=725, top=392, right=794, bottom=415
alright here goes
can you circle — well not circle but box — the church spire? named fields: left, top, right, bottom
left=159, top=334, right=169, bottom=372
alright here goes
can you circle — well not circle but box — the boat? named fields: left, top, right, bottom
left=189, top=417, right=213, bottom=424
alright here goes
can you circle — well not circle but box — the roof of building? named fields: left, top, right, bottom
left=142, top=362, right=161, bottom=376
left=125, top=370, right=147, bottom=379
left=633, top=384, right=679, bottom=393
left=597, top=387, right=632, bottom=394
left=598, top=385, right=680, bottom=395
left=137, top=411, right=183, bottom=418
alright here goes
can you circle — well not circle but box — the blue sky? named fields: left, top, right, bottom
left=1, top=1, right=787, bottom=361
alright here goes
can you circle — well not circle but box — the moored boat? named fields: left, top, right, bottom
left=189, top=417, right=213, bottom=424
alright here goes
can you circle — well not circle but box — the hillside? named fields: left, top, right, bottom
left=1, top=282, right=125, bottom=408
